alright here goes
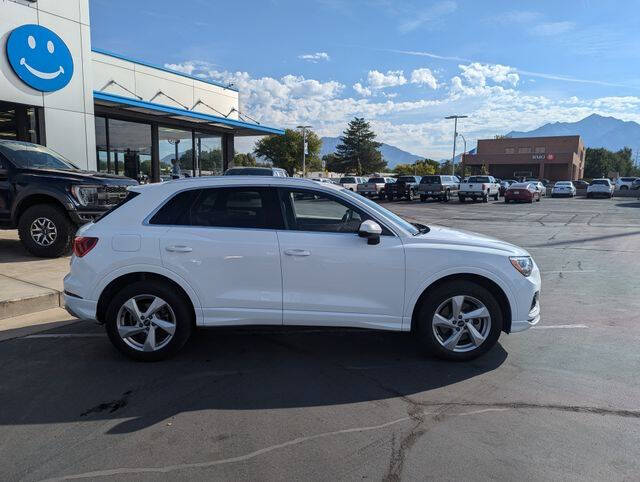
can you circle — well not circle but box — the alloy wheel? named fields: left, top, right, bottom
left=432, top=295, right=492, bottom=353
left=30, top=217, right=57, bottom=247
left=116, top=295, right=177, bottom=352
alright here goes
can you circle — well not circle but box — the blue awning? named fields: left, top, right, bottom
left=93, top=91, right=284, bottom=136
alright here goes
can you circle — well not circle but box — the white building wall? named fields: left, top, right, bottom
left=0, top=0, right=95, bottom=169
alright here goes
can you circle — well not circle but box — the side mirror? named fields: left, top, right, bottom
left=358, top=219, right=382, bottom=245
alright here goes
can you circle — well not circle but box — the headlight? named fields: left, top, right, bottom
left=510, top=256, right=534, bottom=277
left=71, top=185, right=99, bottom=206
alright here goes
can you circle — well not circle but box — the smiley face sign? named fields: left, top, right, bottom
left=6, top=24, right=74, bottom=92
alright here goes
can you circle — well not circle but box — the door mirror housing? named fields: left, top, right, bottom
left=358, top=219, right=382, bottom=245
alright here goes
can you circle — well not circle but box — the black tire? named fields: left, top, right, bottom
left=482, top=194, right=488, bottom=203
left=621, top=185, right=628, bottom=190
left=105, top=280, right=193, bottom=361
left=493, top=192, right=499, bottom=201
left=536, top=195, right=541, bottom=202
left=388, top=194, right=394, bottom=202
left=378, top=193, right=386, bottom=200
left=420, top=195, right=426, bottom=202
left=504, top=199, right=509, bottom=203
left=443, top=190, right=451, bottom=202
left=407, top=190, right=415, bottom=201
left=18, top=204, right=75, bottom=258
left=458, top=195, right=465, bottom=203
left=415, top=280, right=503, bottom=361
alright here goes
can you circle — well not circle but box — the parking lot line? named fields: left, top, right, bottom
left=532, top=324, right=588, bottom=329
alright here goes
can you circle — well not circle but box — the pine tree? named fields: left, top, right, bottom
left=332, top=117, right=386, bottom=174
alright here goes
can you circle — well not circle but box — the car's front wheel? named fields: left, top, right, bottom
left=18, top=204, right=75, bottom=258
left=415, top=281, right=503, bottom=361
left=105, top=280, right=193, bottom=361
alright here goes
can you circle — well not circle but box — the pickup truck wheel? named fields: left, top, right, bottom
left=388, top=194, right=394, bottom=201
left=18, top=204, right=75, bottom=258
left=420, top=195, right=426, bottom=202
left=443, top=190, right=451, bottom=202
left=416, top=281, right=503, bottom=361
left=378, top=193, right=386, bottom=200
left=407, top=190, right=415, bottom=201
left=482, top=194, right=488, bottom=203
left=493, top=192, right=499, bottom=201
left=458, top=195, right=465, bottom=203
left=105, top=280, right=193, bottom=361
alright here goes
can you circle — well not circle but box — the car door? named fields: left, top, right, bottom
left=155, top=186, right=284, bottom=326
left=0, top=156, right=11, bottom=224
left=276, top=187, right=405, bottom=330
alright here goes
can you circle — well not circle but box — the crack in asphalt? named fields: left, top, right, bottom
left=80, top=391, right=132, bottom=417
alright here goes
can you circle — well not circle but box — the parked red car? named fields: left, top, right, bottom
left=504, top=182, right=540, bottom=203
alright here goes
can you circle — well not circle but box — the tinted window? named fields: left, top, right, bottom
left=397, top=176, right=417, bottom=183
left=420, top=176, right=441, bottom=184
left=224, top=167, right=273, bottom=176
left=150, top=187, right=282, bottom=229
left=340, top=177, right=356, bottom=183
left=468, top=176, right=491, bottom=183
left=591, top=179, right=609, bottom=185
left=282, top=189, right=364, bottom=234
left=369, top=177, right=385, bottom=183
left=0, top=140, right=79, bottom=170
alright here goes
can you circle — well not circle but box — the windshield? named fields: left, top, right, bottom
left=340, top=177, right=356, bottom=183
left=467, top=176, right=491, bottom=183
left=556, top=181, right=572, bottom=186
left=0, top=141, right=80, bottom=170
left=397, top=176, right=417, bottom=183
left=342, top=189, right=419, bottom=235
left=420, top=176, right=441, bottom=184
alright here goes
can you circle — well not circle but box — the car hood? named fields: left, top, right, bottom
left=18, top=168, right=138, bottom=185
left=413, top=225, right=529, bottom=256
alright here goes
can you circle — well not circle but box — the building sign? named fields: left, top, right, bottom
left=532, top=153, right=555, bottom=161
left=546, top=153, right=555, bottom=161
left=6, top=24, right=74, bottom=92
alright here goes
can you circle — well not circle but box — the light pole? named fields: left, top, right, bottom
left=297, top=125, right=312, bottom=178
left=445, top=115, right=468, bottom=175
left=457, top=132, right=466, bottom=177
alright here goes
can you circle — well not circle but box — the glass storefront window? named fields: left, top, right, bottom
left=195, top=133, right=223, bottom=176
left=0, top=101, right=41, bottom=143
left=159, top=127, right=193, bottom=180
left=95, top=116, right=111, bottom=173
left=108, top=119, right=152, bottom=183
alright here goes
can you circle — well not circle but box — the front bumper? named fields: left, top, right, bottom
left=511, top=291, right=540, bottom=332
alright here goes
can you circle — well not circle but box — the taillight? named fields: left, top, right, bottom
left=73, top=236, right=98, bottom=257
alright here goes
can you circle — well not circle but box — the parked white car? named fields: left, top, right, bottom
left=530, top=181, right=547, bottom=197
left=551, top=181, right=576, bottom=197
left=458, top=176, right=500, bottom=202
left=587, top=178, right=614, bottom=198
left=357, top=176, right=395, bottom=199
left=615, top=177, right=639, bottom=191
left=64, top=177, right=541, bottom=362
left=338, top=176, right=365, bottom=191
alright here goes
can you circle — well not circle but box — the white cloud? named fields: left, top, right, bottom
left=298, top=52, right=330, bottom=63
left=536, top=21, right=575, bottom=36
left=353, top=82, right=372, bottom=97
left=459, top=63, right=519, bottom=87
left=410, top=68, right=438, bottom=89
left=367, top=70, right=407, bottom=89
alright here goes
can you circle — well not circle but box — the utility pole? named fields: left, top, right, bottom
left=297, top=125, right=312, bottom=178
left=457, top=132, right=467, bottom=177
left=445, top=115, right=468, bottom=175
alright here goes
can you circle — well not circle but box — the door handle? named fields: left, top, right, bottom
left=284, top=248, right=311, bottom=257
left=165, top=245, right=193, bottom=253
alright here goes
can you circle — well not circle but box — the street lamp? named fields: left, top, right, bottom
left=296, top=125, right=312, bottom=178
left=457, top=132, right=467, bottom=177
left=445, top=115, right=468, bottom=175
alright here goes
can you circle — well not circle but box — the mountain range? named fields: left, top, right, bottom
left=506, top=114, right=640, bottom=152
left=320, top=136, right=422, bottom=168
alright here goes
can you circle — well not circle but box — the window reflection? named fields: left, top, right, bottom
left=159, top=127, right=193, bottom=180
left=195, top=133, right=222, bottom=176
left=108, top=119, right=152, bottom=183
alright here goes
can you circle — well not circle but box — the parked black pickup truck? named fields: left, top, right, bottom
left=0, top=140, right=138, bottom=257
left=385, top=175, right=422, bottom=201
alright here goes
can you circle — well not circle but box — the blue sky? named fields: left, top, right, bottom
left=90, top=0, right=640, bottom=159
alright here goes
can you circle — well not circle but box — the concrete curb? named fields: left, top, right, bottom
left=0, top=290, right=63, bottom=320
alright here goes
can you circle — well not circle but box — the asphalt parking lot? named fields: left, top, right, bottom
left=1, top=196, right=639, bottom=481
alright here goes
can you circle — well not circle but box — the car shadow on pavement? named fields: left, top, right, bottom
left=0, top=327, right=506, bottom=434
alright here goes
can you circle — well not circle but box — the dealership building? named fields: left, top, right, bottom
left=462, top=135, right=585, bottom=181
left=0, top=0, right=283, bottom=182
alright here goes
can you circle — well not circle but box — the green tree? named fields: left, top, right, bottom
left=254, top=128, right=322, bottom=176
left=584, top=147, right=636, bottom=178
left=331, top=117, right=387, bottom=174
left=393, top=159, right=439, bottom=176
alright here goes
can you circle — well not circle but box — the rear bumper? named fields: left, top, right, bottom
left=64, top=294, right=97, bottom=321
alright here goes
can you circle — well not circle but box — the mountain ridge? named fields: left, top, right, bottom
left=320, top=136, right=423, bottom=168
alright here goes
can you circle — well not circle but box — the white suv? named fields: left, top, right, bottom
left=587, top=178, right=614, bottom=198
left=64, top=177, right=541, bottom=361
left=615, top=177, right=638, bottom=191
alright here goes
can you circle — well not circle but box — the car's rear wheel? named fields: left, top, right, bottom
left=443, top=190, right=451, bottom=202
left=420, top=195, right=426, bottom=202
left=388, top=194, right=394, bottom=201
left=415, top=281, right=503, bottom=361
left=105, top=280, right=193, bottom=361
left=482, top=194, right=488, bottom=203
left=18, top=204, right=75, bottom=258
left=493, top=192, right=499, bottom=201
left=459, top=195, right=465, bottom=203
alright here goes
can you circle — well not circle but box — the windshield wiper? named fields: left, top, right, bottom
left=412, top=223, right=430, bottom=235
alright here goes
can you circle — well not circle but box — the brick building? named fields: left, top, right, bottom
left=462, top=135, right=585, bottom=181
